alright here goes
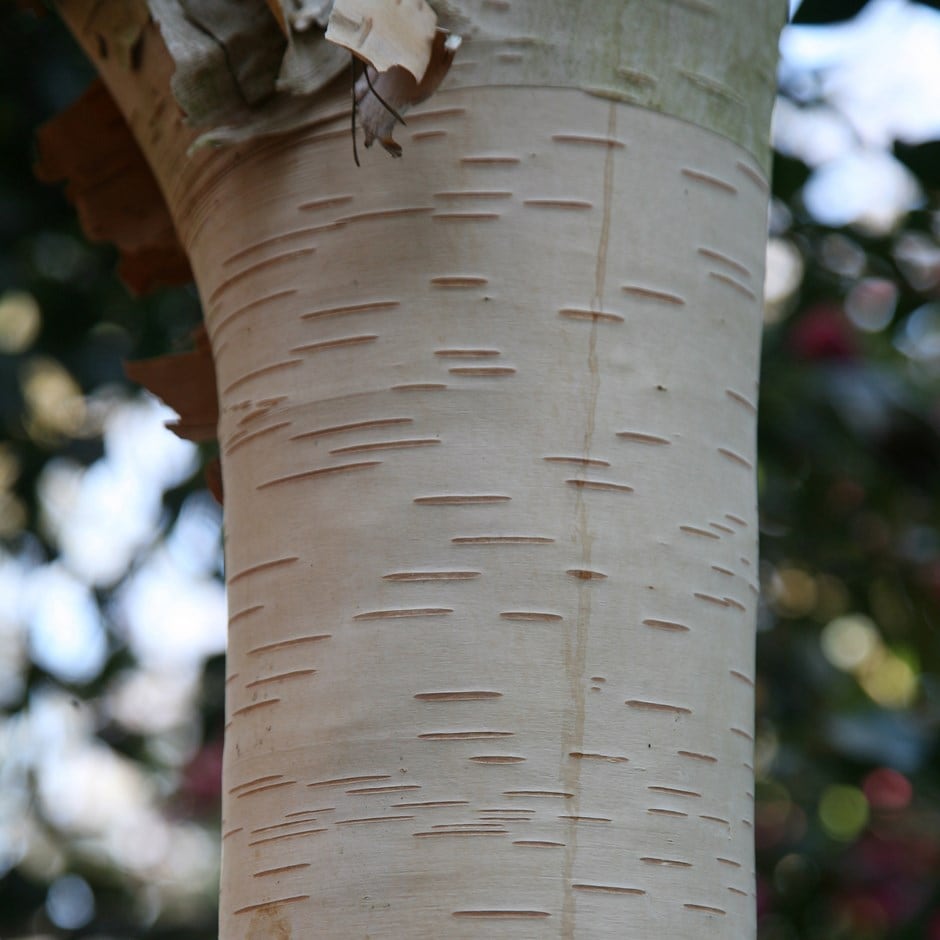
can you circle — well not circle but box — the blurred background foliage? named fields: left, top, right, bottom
left=1, top=0, right=938, bottom=937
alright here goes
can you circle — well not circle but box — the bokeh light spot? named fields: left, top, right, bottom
left=819, top=784, right=869, bottom=841
left=862, top=767, right=913, bottom=811
left=771, top=567, right=818, bottom=617
left=820, top=613, right=879, bottom=671
left=21, top=357, right=86, bottom=439
left=802, top=149, right=921, bottom=234
left=31, top=231, right=91, bottom=284
left=893, top=230, right=940, bottom=291
left=819, top=233, right=866, bottom=278
left=896, top=301, right=940, bottom=368
left=858, top=647, right=918, bottom=708
left=46, top=873, right=95, bottom=930
left=0, top=291, right=41, bottom=353
left=26, top=564, right=108, bottom=685
left=845, top=277, right=898, bottom=332
left=764, top=237, right=804, bottom=322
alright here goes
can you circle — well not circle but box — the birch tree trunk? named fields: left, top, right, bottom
left=58, top=1, right=785, bottom=936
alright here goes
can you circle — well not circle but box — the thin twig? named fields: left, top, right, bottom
left=351, top=55, right=360, bottom=167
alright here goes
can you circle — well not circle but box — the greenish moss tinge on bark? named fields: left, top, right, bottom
left=433, top=0, right=788, bottom=175
left=148, top=0, right=786, bottom=173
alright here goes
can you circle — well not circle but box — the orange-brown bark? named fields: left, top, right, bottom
left=35, top=78, right=190, bottom=293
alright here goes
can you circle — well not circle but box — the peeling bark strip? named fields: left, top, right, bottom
left=124, top=327, right=218, bottom=442
left=139, top=0, right=784, bottom=170
left=35, top=79, right=191, bottom=294
left=326, top=0, right=438, bottom=80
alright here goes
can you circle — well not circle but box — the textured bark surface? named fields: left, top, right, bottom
left=53, top=1, right=782, bottom=936
left=175, top=88, right=767, bottom=938
left=145, top=0, right=785, bottom=173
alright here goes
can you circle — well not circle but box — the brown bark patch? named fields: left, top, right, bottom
left=124, top=327, right=220, bottom=500
left=124, top=327, right=218, bottom=442
left=34, top=79, right=190, bottom=294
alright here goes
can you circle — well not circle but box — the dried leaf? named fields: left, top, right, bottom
left=34, top=79, right=191, bottom=294
left=124, top=327, right=218, bottom=442
left=355, top=29, right=461, bottom=157
left=326, top=0, right=436, bottom=81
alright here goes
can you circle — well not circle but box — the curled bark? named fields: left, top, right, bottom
left=34, top=78, right=191, bottom=294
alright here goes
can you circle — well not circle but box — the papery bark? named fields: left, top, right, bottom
left=53, top=1, right=785, bottom=936
left=200, top=86, right=767, bottom=940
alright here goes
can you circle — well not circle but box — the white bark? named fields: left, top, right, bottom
left=179, top=87, right=768, bottom=938
left=56, top=1, right=783, bottom=936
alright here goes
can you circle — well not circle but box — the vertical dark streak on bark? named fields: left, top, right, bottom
left=561, top=100, right=617, bottom=938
